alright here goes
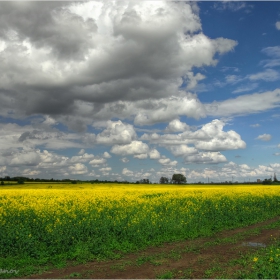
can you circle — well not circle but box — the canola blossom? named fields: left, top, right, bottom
left=1, top=184, right=280, bottom=261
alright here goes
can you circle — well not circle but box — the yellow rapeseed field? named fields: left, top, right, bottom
left=1, top=183, right=280, bottom=262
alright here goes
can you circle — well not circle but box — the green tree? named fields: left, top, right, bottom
left=263, top=178, right=272, bottom=185
left=159, top=177, right=169, bottom=184
left=172, top=174, right=187, bottom=184
left=140, top=179, right=150, bottom=184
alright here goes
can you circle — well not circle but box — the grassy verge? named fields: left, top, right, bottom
left=209, top=221, right=280, bottom=279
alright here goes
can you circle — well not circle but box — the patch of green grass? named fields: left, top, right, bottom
left=79, top=269, right=96, bottom=278
left=228, top=254, right=250, bottom=267
left=214, top=234, right=280, bottom=279
left=179, top=268, right=193, bottom=278
left=204, top=265, right=222, bottom=278
left=173, top=268, right=193, bottom=279
left=183, top=244, right=201, bottom=253
left=68, top=272, right=82, bottom=278
left=110, top=261, right=133, bottom=271
left=0, top=255, right=52, bottom=279
left=150, top=259, right=165, bottom=266
left=196, top=256, right=205, bottom=264
left=204, top=239, right=221, bottom=247
left=136, top=255, right=154, bottom=266
left=241, top=243, right=280, bottom=279
left=263, top=220, right=280, bottom=229
left=156, top=270, right=174, bottom=279
left=54, top=260, right=67, bottom=269
left=136, top=249, right=181, bottom=267
left=220, top=236, right=238, bottom=244
left=168, top=249, right=182, bottom=261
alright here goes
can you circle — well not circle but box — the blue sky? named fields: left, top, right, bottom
left=0, top=1, right=279, bottom=183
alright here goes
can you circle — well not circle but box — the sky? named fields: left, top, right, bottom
left=0, top=1, right=279, bottom=183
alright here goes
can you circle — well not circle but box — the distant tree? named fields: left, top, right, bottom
left=263, top=178, right=272, bottom=185
left=172, top=174, right=187, bottom=184
left=71, top=181, right=77, bottom=184
left=159, top=177, right=169, bottom=184
left=17, top=179, right=24, bottom=184
left=140, top=179, right=150, bottom=184
left=1, top=181, right=4, bottom=186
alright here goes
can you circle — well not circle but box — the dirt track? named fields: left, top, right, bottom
left=24, top=216, right=280, bottom=279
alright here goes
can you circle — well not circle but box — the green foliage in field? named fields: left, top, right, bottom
left=247, top=243, right=280, bottom=279
left=1, top=184, right=280, bottom=277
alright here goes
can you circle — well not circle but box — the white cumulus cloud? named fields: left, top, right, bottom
left=149, top=149, right=161, bottom=159
left=0, top=1, right=237, bottom=129
left=96, top=121, right=137, bottom=145
left=120, top=157, right=129, bottom=163
left=78, top=149, right=85, bottom=155
left=134, top=154, right=148, bottom=159
left=158, top=157, right=178, bottom=166
left=141, top=119, right=246, bottom=152
left=68, top=163, right=88, bottom=175
left=99, top=167, right=112, bottom=172
left=89, top=158, right=107, bottom=166
left=194, top=123, right=246, bottom=151
left=168, top=145, right=198, bottom=157
left=184, top=151, right=227, bottom=164
left=256, top=134, right=272, bottom=141
left=165, top=119, right=190, bottom=132
left=122, top=168, right=134, bottom=177
left=103, top=152, right=111, bottom=158
left=206, top=89, right=280, bottom=117
left=111, top=141, right=149, bottom=156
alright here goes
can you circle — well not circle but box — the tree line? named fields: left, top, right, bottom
left=159, top=174, right=187, bottom=184
left=2, top=173, right=278, bottom=186
left=0, top=174, right=187, bottom=185
left=262, top=173, right=279, bottom=185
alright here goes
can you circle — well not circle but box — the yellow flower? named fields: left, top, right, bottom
left=253, top=257, right=258, bottom=262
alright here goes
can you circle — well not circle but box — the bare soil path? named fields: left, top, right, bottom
left=24, top=216, right=280, bottom=279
